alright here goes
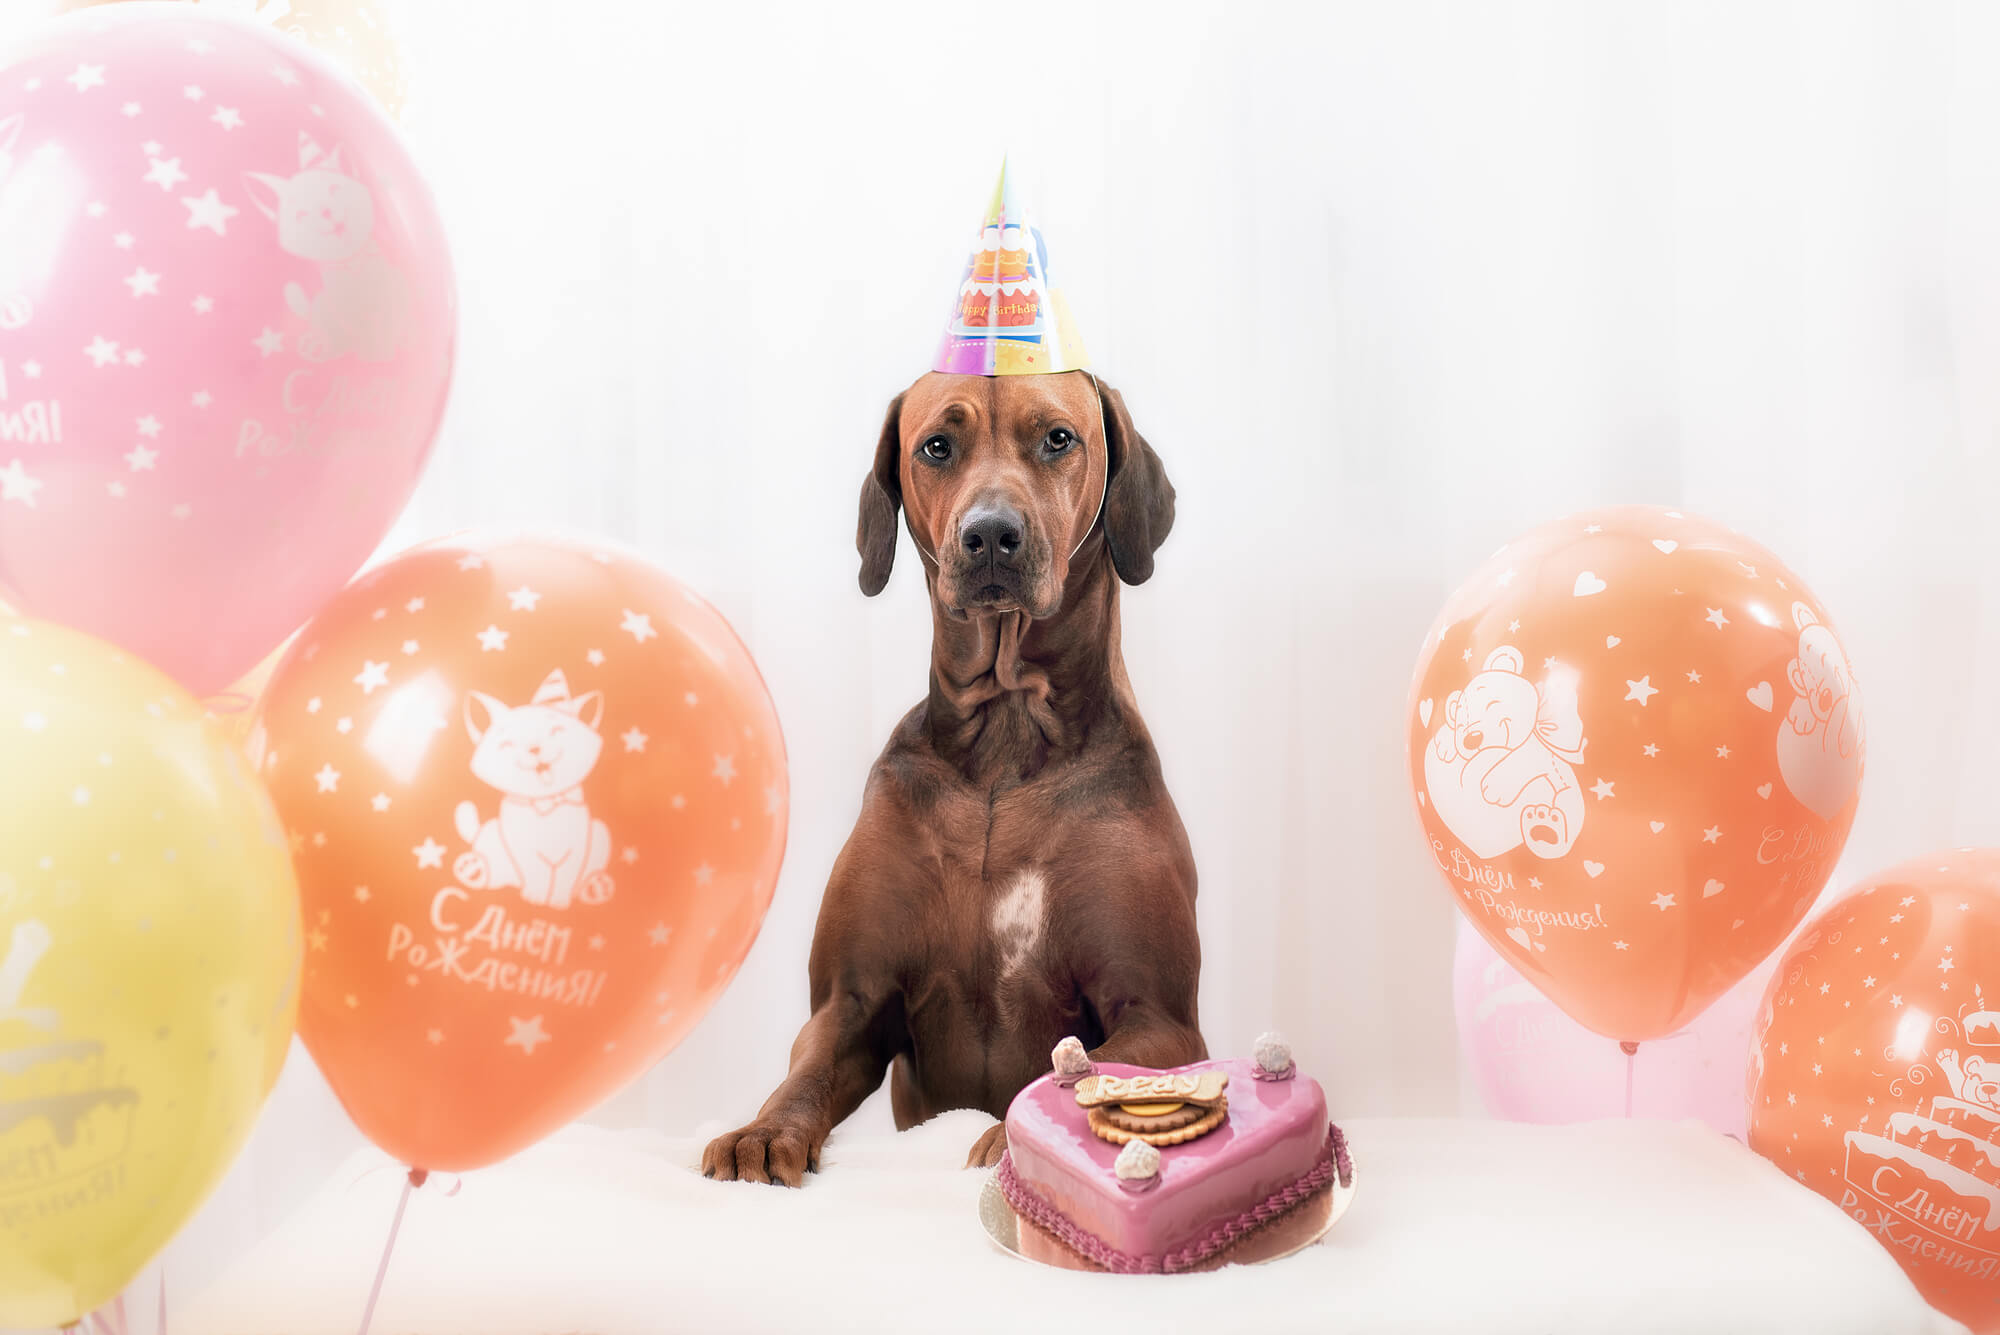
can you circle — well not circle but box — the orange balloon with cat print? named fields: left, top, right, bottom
left=1406, top=506, right=1864, bottom=1043
left=252, top=533, right=787, bottom=1172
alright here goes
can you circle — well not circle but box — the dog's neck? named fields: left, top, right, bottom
left=922, top=534, right=1124, bottom=781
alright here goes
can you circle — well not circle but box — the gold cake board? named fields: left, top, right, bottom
left=978, top=1161, right=1356, bottom=1274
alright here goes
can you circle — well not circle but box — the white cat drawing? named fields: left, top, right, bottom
left=452, top=669, right=615, bottom=911
left=0, top=113, right=31, bottom=332
left=244, top=133, right=409, bottom=363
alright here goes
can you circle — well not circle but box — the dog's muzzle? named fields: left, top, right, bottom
left=948, top=501, right=1033, bottom=611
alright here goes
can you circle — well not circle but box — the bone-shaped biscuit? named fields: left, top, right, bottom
left=1073, top=1070, right=1228, bottom=1109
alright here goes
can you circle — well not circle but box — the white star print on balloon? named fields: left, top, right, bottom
left=504, top=1015, right=550, bottom=1056
left=180, top=187, right=238, bottom=234
left=0, top=459, right=43, bottom=508
left=143, top=156, right=188, bottom=190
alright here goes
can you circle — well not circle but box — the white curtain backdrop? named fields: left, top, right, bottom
left=10, top=0, right=2000, bottom=1312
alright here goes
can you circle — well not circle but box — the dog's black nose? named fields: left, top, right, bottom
left=960, top=506, right=1024, bottom=562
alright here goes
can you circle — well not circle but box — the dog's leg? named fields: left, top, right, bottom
left=701, top=983, right=898, bottom=1187
left=1089, top=1004, right=1207, bottom=1071
left=965, top=1001, right=1206, bottom=1170
left=965, top=970, right=1207, bottom=1171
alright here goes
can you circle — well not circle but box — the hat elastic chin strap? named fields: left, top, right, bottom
left=911, top=373, right=1109, bottom=574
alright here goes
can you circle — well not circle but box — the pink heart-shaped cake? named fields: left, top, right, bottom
left=997, top=1036, right=1352, bottom=1273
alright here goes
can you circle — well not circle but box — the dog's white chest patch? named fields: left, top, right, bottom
left=989, top=869, right=1047, bottom=978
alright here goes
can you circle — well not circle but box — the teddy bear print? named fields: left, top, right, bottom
left=1774, top=602, right=1863, bottom=821
left=1936, top=1048, right=2000, bottom=1115
left=1423, top=645, right=1588, bottom=861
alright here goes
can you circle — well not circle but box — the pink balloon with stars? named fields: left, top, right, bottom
left=0, top=5, right=454, bottom=693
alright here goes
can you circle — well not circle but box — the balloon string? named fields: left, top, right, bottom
left=1621, top=1040, right=1639, bottom=1118
left=81, top=1294, right=127, bottom=1335
left=356, top=1169, right=420, bottom=1335
left=81, top=1297, right=125, bottom=1335
left=158, top=1264, right=168, bottom=1335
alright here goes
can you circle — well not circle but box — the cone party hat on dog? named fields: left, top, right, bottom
left=933, top=158, right=1089, bottom=376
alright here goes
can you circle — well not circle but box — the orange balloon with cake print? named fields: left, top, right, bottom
left=1749, top=853, right=2000, bottom=1334
left=251, top=533, right=788, bottom=1173
left=1407, top=506, right=1864, bottom=1042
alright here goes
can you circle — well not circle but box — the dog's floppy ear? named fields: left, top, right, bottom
left=856, top=391, right=905, bottom=596
left=1094, top=375, right=1175, bottom=585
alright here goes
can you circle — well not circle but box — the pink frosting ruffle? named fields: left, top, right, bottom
left=997, top=1124, right=1345, bottom=1274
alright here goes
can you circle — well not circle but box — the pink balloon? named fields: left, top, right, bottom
left=0, top=7, right=454, bottom=693
left=1453, top=915, right=1775, bottom=1137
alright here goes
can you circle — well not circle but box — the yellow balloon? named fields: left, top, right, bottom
left=0, top=621, right=301, bottom=1328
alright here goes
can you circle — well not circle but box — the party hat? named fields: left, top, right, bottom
left=933, top=158, right=1089, bottom=376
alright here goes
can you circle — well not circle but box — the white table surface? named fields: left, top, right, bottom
left=180, top=1109, right=1967, bottom=1335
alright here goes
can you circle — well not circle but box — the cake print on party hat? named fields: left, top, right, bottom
left=933, top=158, right=1089, bottom=377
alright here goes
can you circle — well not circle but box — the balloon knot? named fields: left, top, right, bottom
left=1619, top=1040, right=1640, bottom=1056
left=408, top=1167, right=429, bottom=1189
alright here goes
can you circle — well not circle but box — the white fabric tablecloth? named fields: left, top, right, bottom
left=180, top=1110, right=1966, bottom=1335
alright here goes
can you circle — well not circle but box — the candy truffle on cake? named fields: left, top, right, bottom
left=995, top=1031, right=1352, bottom=1273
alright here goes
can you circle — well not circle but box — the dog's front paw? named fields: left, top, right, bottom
left=965, top=1122, right=1008, bottom=1170
left=702, top=1119, right=818, bottom=1187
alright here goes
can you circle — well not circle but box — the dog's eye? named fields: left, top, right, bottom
left=921, top=436, right=952, bottom=462
left=1045, top=428, right=1076, bottom=454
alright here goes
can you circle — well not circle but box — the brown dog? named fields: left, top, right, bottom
left=701, top=369, right=1204, bottom=1185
